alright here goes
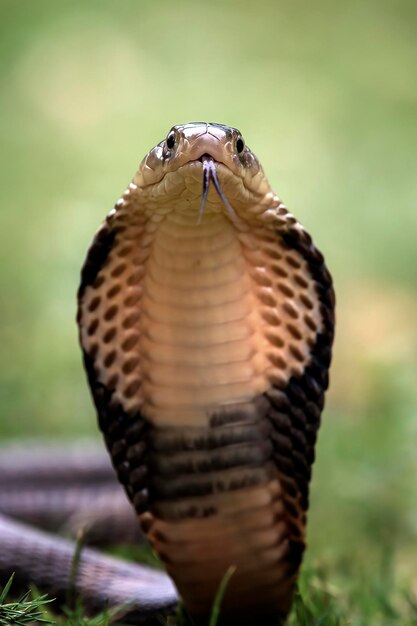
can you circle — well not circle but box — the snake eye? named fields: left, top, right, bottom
left=236, top=136, right=245, bottom=154
left=166, top=131, right=176, bottom=150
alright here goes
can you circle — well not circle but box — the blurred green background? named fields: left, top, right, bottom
left=1, top=0, right=416, bottom=618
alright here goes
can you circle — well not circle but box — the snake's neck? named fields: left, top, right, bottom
left=139, top=210, right=270, bottom=427
left=80, top=205, right=322, bottom=429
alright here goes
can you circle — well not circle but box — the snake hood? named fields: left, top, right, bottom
left=77, top=122, right=335, bottom=625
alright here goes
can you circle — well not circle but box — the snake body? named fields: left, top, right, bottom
left=0, top=444, right=177, bottom=621
left=76, top=123, right=335, bottom=624
left=0, top=444, right=140, bottom=543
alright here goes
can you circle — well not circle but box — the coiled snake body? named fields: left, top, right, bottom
left=1, top=123, right=335, bottom=625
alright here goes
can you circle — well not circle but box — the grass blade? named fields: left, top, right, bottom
left=209, top=566, right=236, bottom=626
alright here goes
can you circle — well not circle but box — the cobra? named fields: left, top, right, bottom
left=77, top=122, right=335, bottom=625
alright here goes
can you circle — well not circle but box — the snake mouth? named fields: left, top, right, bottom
left=197, top=154, right=240, bottom=224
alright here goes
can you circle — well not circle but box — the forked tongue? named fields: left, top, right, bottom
left=198, top=155, right=240, bottom=224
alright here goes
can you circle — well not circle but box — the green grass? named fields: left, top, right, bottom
left=2, top=562, right=417, bottom=626
left=289, top=562, right=417, bottom=626
left=0, top=575, right=52, bottom=625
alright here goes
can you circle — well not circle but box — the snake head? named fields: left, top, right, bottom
left=131, top=122, right=275, bottom=220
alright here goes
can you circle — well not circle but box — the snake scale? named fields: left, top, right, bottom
left=1, top=123, right=335, bottom=625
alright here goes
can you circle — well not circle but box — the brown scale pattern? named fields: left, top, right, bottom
left=78, top=193, right=334, bottom=625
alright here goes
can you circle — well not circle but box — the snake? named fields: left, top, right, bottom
left=0, top=123, right=335, bottom=625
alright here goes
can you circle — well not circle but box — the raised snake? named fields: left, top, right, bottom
left=1, top=123, right=335, bottom=625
